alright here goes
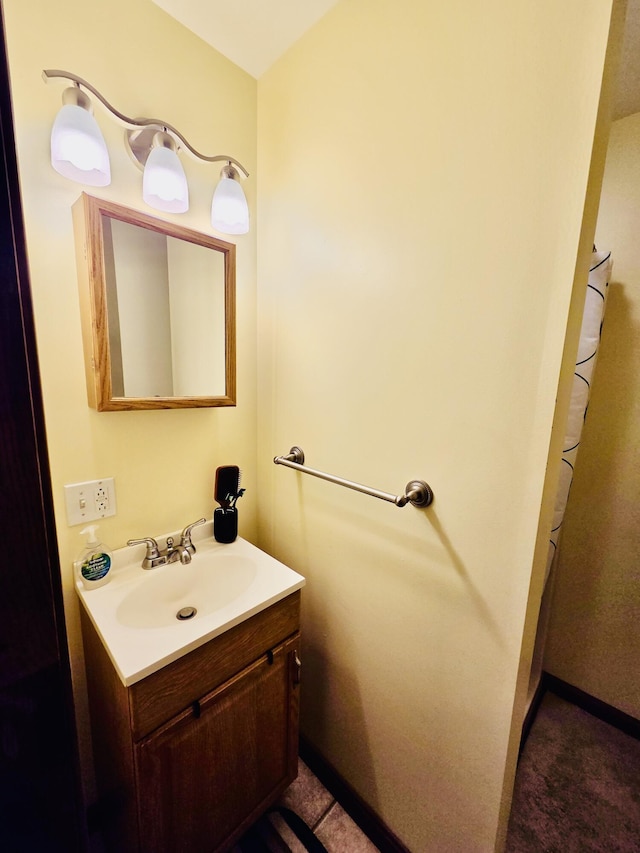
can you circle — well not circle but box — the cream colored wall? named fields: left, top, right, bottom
left=545, top=111, right=640, bottom=720
left=257, top=1, right=614, bottom=850
left=2, top=0, right=256, bottom=796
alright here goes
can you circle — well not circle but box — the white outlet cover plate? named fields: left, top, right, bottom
left=64, top=477, right=116, bottom=526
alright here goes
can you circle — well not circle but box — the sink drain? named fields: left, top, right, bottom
left=176, top=606, right=197, bottom=621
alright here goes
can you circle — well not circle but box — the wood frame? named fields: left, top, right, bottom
left=72, top=193, right=237, bottom=411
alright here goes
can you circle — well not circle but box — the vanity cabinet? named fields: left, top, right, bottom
left=81, top=591, right=300, bottom=853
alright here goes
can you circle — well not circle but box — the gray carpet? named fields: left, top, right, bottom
left=506, top=692, right=640, bottom=852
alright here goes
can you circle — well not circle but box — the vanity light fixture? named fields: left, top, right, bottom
left=43, top=69, right=250, bottom=234
left=141, top=131, right=189, bottom=214
left=49, top=86, right=111, bottom=186
left=211, top=163, right=250, bottom=235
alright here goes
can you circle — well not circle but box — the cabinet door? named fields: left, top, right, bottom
left=135, top=634, right=300, bottom=853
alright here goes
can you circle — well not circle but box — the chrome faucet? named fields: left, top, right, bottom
left=178, top=517, right=206, bottom=557
left=164, top=536, right=192, bottom=565
left=127, top=517, right=206, bottom=569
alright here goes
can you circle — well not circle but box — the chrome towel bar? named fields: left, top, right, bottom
left=273, top=446, right=434, bottom=508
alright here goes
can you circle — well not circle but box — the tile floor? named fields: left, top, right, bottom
left=268, top=759, right=380, bottom=853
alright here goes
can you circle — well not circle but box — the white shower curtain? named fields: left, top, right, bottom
left=545, top=249, right=613, bottom=582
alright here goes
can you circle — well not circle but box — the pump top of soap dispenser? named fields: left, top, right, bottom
left=81, top=524, right=99, bottom=545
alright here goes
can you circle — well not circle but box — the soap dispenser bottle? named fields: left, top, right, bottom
left=74, top=525, right=113, bottom=589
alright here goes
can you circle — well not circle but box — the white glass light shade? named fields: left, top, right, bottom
left=211, top=174, right=249, bottom=235
left=142, top=144, right=189, bottom=213
left=50, top=103, right=111, bottom=186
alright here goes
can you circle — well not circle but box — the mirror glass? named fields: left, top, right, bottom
left=73, top=194, right=236, bottom=411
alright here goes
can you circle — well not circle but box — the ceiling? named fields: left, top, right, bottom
left=151, top=0, right=339, bottom=79
left=153, top=0, right=640, bottom=116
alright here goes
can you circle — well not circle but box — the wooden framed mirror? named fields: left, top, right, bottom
left=73, top=194, right=236, bottom=411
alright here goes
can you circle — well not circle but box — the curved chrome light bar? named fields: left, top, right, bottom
left=42, top=69, right=250, bottom=178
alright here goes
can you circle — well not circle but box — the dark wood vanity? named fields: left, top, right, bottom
left=81, top=591, right=301, bottom=852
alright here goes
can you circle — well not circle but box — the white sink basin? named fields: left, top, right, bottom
left=117, top=555, right=258, bottom=629
left=76, top=524, right=305, bottom=686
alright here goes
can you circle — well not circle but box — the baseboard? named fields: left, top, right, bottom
left=543, top=672, right=640, bottom=740
left=299, top=735, right=411, bottom=853
left=520, top=676, right=546, bottom=754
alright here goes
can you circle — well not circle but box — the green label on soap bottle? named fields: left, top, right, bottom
left=81, top=552, right=111, bottom=582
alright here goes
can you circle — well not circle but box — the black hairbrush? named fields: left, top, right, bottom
left=215, top=465, right=240, bottom=508
left=214, top=466, right=245, bottom=543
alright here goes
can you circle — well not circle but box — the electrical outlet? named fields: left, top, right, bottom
left=64, top=477, right=116, bottom=526
left=95, top=483, right=109, bottom=515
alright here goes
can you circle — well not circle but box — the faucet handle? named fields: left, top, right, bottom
left=127, top=537, right=164, bottom=569
left=180, top=517, right=206, bottom=553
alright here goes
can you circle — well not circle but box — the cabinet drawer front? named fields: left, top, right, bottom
left=130, top=591, right=300, bottom=739
left=135, top=635, right=300, bottom=853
